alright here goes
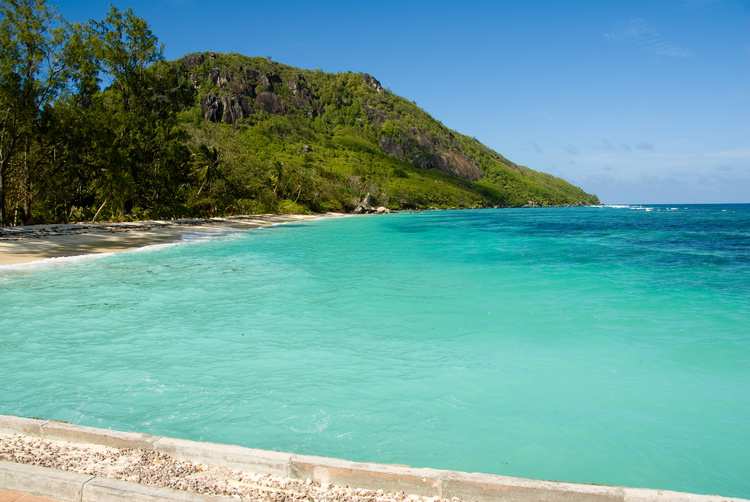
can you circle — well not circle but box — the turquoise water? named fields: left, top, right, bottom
left=1, top=205, right=749, bottom=498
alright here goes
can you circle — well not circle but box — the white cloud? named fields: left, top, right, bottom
left=573, top=167, right=750, bottom=204
left=709, top=148, right=750, bottom=160
left=637, top=141, right=655, bottom=151
left=606, top=18, right=691, bottom=58
left=525, top=141, right=543, bottom=154
left=574, top=147, right=750, bottom=169
left=535, top=140, right=750, bottom=203
left=564, top=144, right=580, bottom=155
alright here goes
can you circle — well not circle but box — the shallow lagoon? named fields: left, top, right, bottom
left=1, top=205, right=749, bottom=498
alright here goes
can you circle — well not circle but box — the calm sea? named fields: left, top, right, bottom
left=1, top=205, right=748, bottom=498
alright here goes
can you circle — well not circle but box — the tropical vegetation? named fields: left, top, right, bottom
left=0, top=0, right=599, bottom=226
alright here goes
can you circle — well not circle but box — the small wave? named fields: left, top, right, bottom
left=129, top=242, right=181, bottom=253
left=179, top=229, right=243, bottom=242
left=0, top=252, right=114, bottom=272
left=603, top=204, right=656, bottom=211
left=623, top=205, right=653, bottom=211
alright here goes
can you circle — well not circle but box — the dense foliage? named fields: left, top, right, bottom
left=0, top=0, right=599, bottom=225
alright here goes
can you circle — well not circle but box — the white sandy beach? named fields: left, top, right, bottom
left=0, top=214, right=341, bottom=266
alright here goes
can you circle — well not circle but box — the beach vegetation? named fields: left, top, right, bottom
left=0, top=0, right=599, bottom=225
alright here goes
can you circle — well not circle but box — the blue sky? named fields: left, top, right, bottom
left=54, top=0, right=749, bottom=204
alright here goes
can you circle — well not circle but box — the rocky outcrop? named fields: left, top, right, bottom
left=379, top=132, right=483, bottom=182
left=209, top=67, right=230, bottom=87
left=363, top=104, right=388, bottom=126
left=378, top=136, right=405, bottom=159
left=244, top=68, right=260, bottom=81
left=352, top=193, right=373, bottom=214
left=258, top=74, right=273, bottom=92
left=362, top=74, right=384, bottom=94
left=226, top=95, right=251, bottom=123
left=190, top=61, right=318, bottom=121
left=439, top=151, right=483, bottom=182
left=183, top=53, right=204, bottom=69
left=201, top=93, right=251, bottom=124
left=286, top=78, right=300, bottom=95
left=201, top=93, right=223, bottom=122
left=352, top=193, right=392, bottom=214
left=188, top=60, right=383, bottom=124
left=256, top=92, right=284, bottom=114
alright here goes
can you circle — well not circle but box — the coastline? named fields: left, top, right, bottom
left=0, top=213, right=342, bottom=267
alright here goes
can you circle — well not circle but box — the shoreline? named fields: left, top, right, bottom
left=0, top=213, right=343, bottom=267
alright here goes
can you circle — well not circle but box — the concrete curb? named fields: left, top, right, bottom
left=0, top=461, right=227, bottom=502
left=0, top=415, right=746, bottom=502
left=82, top=475, right=229, bottom=502
left=0, top=461, right=92, bottom=501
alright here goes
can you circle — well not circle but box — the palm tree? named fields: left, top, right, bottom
left=192, top=143, right=224, bottom=196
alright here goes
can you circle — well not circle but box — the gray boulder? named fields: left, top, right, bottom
left=183, top=53, right=204, bottom=68
left=353, top=193, right=373, bottom=214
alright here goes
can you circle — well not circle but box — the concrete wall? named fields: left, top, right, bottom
left=0, top=415, right=745, bottom=502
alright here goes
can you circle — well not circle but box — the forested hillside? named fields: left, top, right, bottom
left=0, top=0, right=599, bottom=226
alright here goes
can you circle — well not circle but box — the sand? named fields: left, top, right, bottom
left=0, top=214, right=342, bottom=266
left=0, top=433, right=450, bottom=502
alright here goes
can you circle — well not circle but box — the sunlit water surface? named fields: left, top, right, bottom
left=1, top=205, right=748, bottom=498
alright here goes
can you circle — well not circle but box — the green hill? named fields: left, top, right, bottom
left=167, top=52, right=599, bottom=215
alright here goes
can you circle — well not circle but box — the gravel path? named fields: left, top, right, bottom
left=0, top=433, right=458, bottom=502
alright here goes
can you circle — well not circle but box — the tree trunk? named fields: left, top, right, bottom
left=0, top=109, right=9, bottom=227
left=0, top=166, right=5, bottom=226
left=22, top=140, right=33, bottom=225
left=23, top=186, right=32, bottom=225
left=92, top=197, right=108, bottom=222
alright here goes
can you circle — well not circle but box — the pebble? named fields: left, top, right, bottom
left=0, top=433, right=461, bottom=502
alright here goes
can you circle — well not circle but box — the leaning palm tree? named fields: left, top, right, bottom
left=192, top=143, right=222, bottom=196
